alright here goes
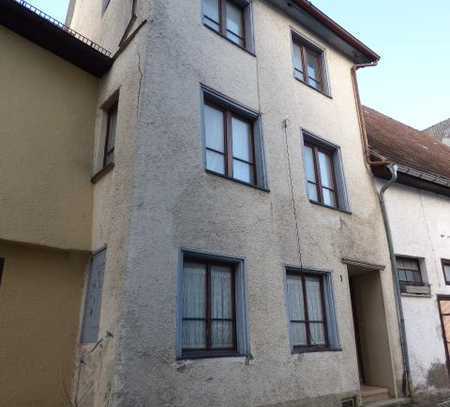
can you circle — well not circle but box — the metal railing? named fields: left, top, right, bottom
left=13, top=0, right=112, bottom=57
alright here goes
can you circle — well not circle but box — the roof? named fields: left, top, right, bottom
left=364, top=106, right=450, bottom=194
left=423, top=118, right=450, bottom=143
left=0, top=0, right=113, bottom=77
left=268, top=0, right=379, bottom=64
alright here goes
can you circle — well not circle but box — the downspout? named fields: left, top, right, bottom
left=379, top=164, right=412, bottom=397
left=352, top=63, right=412, bottom=397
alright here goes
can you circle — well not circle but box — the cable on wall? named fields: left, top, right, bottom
left=283, top=119, right=304, bottom=270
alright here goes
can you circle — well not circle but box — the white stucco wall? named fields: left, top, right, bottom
left=380, top=180, right=450, bottom=392
left=69, top=1, right=404, bottom=406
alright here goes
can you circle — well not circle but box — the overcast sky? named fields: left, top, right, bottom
left=28, top=0, right=449, bottom=130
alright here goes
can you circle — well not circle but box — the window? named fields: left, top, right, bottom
left=202, top=86, right=267, bottom=189
left=81, top=249, right=106, bottom=344
left=203, top=0, right=252, bottom=50
left=302, top=132, right=349, bottom=211
left=442, top=260, right=450, bottom=285
left=178, top=251, right=249, bottom=359
left=103, top=101, right=118, bottom=168
left=102, top=0, right=112, bottom=13
left=0, top=258, right=4, bottom=286
left=292, top=34, right=327, bottom=93
left=285, top=268, right=340, bottom=353
left=396, top=257, right=423, bottom=286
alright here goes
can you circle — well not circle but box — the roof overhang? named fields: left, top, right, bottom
left=0, top=0, right=113, bottom=77
left=370, top=150, right=450, bottom=198
left=267, top=0, right=380, bottom=64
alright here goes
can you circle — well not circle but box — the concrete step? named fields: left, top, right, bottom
left=364, top=398, right=410, bottom=407
left=361, top=385, right=390, bottom=404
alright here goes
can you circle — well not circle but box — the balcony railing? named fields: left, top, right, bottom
left=13, top=0, right=112, bottom=57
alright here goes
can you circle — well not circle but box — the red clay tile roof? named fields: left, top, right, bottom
left=364, top=106, right=450, bottom=181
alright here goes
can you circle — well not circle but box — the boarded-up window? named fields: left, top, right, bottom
left=81, top=249, right=106, bottom=344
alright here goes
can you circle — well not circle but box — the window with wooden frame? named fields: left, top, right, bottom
left=292, top=34, right=327, bottom=94
left=202, top=87, right=267, bottom=189
left=103, top=100, right=118, bottom=168
left=286, top=270, right=329, bottom=351
left=304, top=141, right=338, bottom=208
left=203, top=0, right=251, bottom=50
left=182, top=257, right=238, bottom=358
left=396, top=257, right=424, bottom=287
left=442, top=260, right=450, bottom=285
left=0, top=258, right=4, bottom=286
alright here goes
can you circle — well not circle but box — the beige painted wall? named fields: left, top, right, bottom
left=0, top=27, right=98, bottom=251
left=0, top=241, right=87, bottom=407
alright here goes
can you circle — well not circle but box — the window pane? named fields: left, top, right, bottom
left=183, top=263, right=206, bottom=319
left=204, top=105, right=225, bottom=152
left=318, top=151, right=334, bottom=189
left=232, top=117, right=253, bottom=162
left=293, top=43, right=303, bottom=74
left=183, top=263, right=207, bottom=350
left=183, top=320, right=206, bottom=349
left=322, top=188, right=337, bottom=208
left=226, top=1, right=244, bottom=46
left=206, top=150, right=225, bottom=174
left=212, top=320, right=234, bottom=348
left=233, top=160, right=254, bottom=184
left=307, top=182, right=319, bottom=202
left=445, top=265, right=450, bottom=282
left=310, top=323, right=326, bottom=345
left=107, top=105, right=118, bottom=152
left=305, top=276, right=323, bottom=321
left=397, top=257, right=419, bottom=271
left=441, top=300, right=450, bottom=315
left=287, top=275, right=305, bottom=321
left=304, top=146, right=316, bottom=183
left=204, top=0, right=220, bottom=31
left=306, top=49, right=321, bottom=86
left=211, top=266, right=233, bottom=319
left=291, top=322, right=307, bottom=346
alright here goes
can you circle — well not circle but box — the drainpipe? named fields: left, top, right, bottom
left=379, top=163, right=412, bottom=397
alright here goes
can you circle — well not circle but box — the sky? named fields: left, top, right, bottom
left=28, top=0, right=450, bottom=130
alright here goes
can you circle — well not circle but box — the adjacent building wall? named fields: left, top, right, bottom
left=0, top=241, right=87, bottom=407
left=380, top=180, right=450, bottom=393
left=0, top=26, right=97, bottom=251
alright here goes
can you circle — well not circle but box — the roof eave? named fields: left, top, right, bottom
left=268, top=0, right=380, bottom=64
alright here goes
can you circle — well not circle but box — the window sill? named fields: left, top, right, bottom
left=292, top=347, right=342, bottom=354
left=91, top=162, right=115, bottom=184
left=179, top=351, right=243, bottom=360
left=203, top=24, right=256, bottom=57
left=206, top=169, right=270, bottom=193
left=400, top=293, right=432, bottom=299
left=293, top=75, right=332, bottom=99
left=309, top=200, right=351, bottom=215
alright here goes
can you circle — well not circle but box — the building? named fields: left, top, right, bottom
left=365, top=106, right=450, bottom=397
left=0, top=1, right=112, bottom=406
left=65, top=1, right=408, bottom=406
left=423, top=119, right=450, bottom=147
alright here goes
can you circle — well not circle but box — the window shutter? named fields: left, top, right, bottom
left=81, top=249, right=106, bottom=344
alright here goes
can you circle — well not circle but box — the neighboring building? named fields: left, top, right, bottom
left=365, top=106, right=450, bottom=396
left=0, top=1, right=112, bottom=406
left=65, top=1, right=408, bottom=406
left=423, top=119, right=450, bottom=147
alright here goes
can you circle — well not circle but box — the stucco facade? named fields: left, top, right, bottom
left=0, top=10, right=106, bottom=407
left=379, top=181, right=450, bottom=393
left=68, top=1, right=405, bottom=406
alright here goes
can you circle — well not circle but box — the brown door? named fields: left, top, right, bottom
left=438, top=296, right=450, bottom=373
